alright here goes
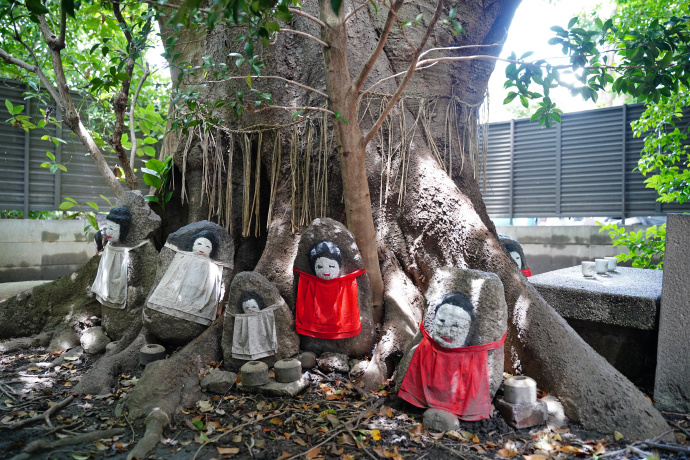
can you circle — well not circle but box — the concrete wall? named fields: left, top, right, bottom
left=495, top=225, right=653, bottom=276
left=0, top=219, right=96, bottom=282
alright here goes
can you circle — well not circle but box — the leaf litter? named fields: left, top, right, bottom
left=1, top=346, right=689, bottom=459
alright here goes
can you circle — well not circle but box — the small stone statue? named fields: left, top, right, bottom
left=221, top=272, right=299, bottom=368
left=293, top=240, right=366, bottom=340
left=499, top=234, right=532, bottom=277
left=396, top=267, right=508, bottom=421
left=147, top=230, right=225, bottom=326
left=91, top=206, right=148, bottom=309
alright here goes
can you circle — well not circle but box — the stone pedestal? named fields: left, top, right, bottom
left=654, top=214, right=690, bottom=412
left=495, top=398, right=548, bottom=429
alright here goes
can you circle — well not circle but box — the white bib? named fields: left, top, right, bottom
left=230, top=301, right=283, bottom=360
left=91, top=240, right=149, bottom=309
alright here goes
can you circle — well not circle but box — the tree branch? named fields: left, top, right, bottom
left=248, top=105, right=334, bottom=115
left=203, top=75, right=328, bottom=98
left=344, top=1, right=370, bottom=23
left=57, top=3, right=67, bottom=48
left=354, top=0, right=402, bottom=93
left=130, top=62, right=151, bottom=170
left=280, top=28, right=329, bottom=47
left=288, top=8, right=326, bottom=28
left=363, top=0, right=445, bottom=144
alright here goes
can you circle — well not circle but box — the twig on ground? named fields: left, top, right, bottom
left=3, top=394, right=74, bottom=430
left=9, top=427, right=126, bottom=460
left=0, top=383, right=18, bottom=401
left=192, top=410, right=288, bottom=460
left=43, top=421, right=83, bottom=437
left=670, top=420, right=690, bottom=439
left=346, top=423, right=378, bottom=460
left=433, top=440, right=474, bottom=460
left=642, top=441, right=690, bottom=454
left=629, top=445, right=654, bottom=458
left=342, top=377, right=370, bottom=399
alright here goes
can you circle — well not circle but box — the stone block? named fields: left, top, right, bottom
left=654, top=214, right=690, bottom=412
left=317, top=352, right=350, bottom=373
left=201, top=370, right=237, bottom=394
left=423, top=408, right=460, bottom=432
left=237, top=376, right=309, bottom=397
left=241, top=361, right=269, bottom=386
left=504, top=376, right=537, bottom=404
left=274, top=358, right=301, bottom=383
left=530, top=266, right=661, bottom=330
left=512, top=226, right=552, bottom=245
left=495, top=398, right=548, bottom=429
left=296, top=351, right=317, bottom=369
left=139, top=344, right=166, bottom=366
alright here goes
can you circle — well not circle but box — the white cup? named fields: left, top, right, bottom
left=595, top=259, right=609, bottom=275
left=582, top=261, right=596, bottom=277
left=604, top=256, right=617, bottom=271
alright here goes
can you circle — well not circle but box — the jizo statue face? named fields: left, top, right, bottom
left=431, top=303, right=473, bottom=348
left=509, top=251, right=522, bottom=268
left=105, top=220, right=121, bottom=244
left=242, top=298, right=261, bottom=313
left=314, top=256, right=340, bottom=280
left=193, top=237, right=213, bottom=257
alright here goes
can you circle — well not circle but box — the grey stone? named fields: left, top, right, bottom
left=349, top=359, right=368, bottom=379
left=423, top=409, right=460, bottom=432
left=654, top=214, right=690, bottom=412
left=296, top=351, right=317, bottom=369
left=105, top=342, right=118, bottom=352
left=99, top=191, right=160, bottom=341
left=237, top=376, right=309, bottom=397
left=293, top=218, right=374, bottom=357
left=318, top=352, right=350, bottom=373
left=201, top=370, right=237, bottom=394
left=52, top=346, right=84, bottom=365
left=274, top=359, right=302, bottom=383
left=80, top=327, right=110, bottom=355
left=144, top=221, right=234, bottom=346
left=495, top=398, right=548, bottom=429
left=240, top=361, right=269, bottom=386
left=504, top=376, right=537, bottom=405
left=222, top=272, right=299, bottom=369
left=529, top=266, right=661, bottom=330
left=48, top=328, right=80, bottom=352
left=395, top=267, right=508, bottom=399
left=139, top=344, right=166, bottom=366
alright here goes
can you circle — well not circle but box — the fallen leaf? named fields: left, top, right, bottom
left=330, top=444, right=343, bottom=455
left=231, top=435, right=242, bottom=443
left=559, top=445, right=582, bottom=454
left=472, top=435, right=480, bottom=443
left=460, top=430, right=475, bottom=442
left=276, top=452, right=293, bottom=460
left=523, top=456, right=549, bottom=460
left=271, top=417, right=283, bottom=426
left=496, top=441, right=519, bottom=458
left=217, top=447, right=240, bottom=455
left=471, top=446, right=486, bottom=454
left=613, top=431, right=624, bottom=441
left=373, top=446, right=402, bottom=459
left=593, top=442, right=606, bottom=455
left=446, top=431, right=465, bottom=442
left=341, top=454, right=356, bottom=460
left=337, top=434, right=354, bottom=445
left=305, top=447, right=321, bottom=459
left=293, top=437, right=307, bottom=446
left=370, top=429, right=381, bottom=441
left=94, top=441, right=109, bottom=451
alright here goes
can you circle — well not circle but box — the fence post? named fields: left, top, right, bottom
left=555, top=120, right=562, bottom=216
left=23, top=95, right=31, bottom=218
left=621, top=104, right=627, bottom=225
left=509, top=119, right=515, bottom=224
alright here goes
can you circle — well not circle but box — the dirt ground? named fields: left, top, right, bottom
left=1, top=346, right=688, bottom=460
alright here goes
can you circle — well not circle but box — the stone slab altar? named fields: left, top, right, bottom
left=530, top=266, right=662, bottom=391
left=529, top=266, right=662, bottom=330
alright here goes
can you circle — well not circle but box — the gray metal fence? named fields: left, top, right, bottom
left=0, top=79, right=147, bottom=214
left=480, top=103, right=690, bottom=219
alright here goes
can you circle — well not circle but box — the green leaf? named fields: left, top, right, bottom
left=244, top=40, right=253, bottom=57
left=57, top=164, right=67, bottom=172
left=61, top=0, right=75, bottom=17
left=192, top=419, right=204, bottom=430
left=142, top=146, right=156, bottom=157
left=414, top=13, right=424, bottom=25
left=448, top=7, right=457, bottom=20
left=5, top=99, right=14, bottom=114
left=100, top=195, right=112, bottom=206
left=246, top=74, right=252, bottom=88
left=59, top=201, right=77, bottom=210
left=46, top=151, right=56, bottom=161
left=143, top=137, right=158, bottom=144
left=25, top=0, right=50, bottom=15
left=144, top=195, right=160, bottom=204
left=567, top=16, right=578, bottom=29
left=50, top=164, right=58, bottom=174
left=330, top=0, right=343, bottom=15
left=143, top=175, right=162, bottom=189
left=41, top=162, right=52, bottom=168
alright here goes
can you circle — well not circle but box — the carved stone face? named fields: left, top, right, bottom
left=105, top=220, right=121, bottom=244
left=242, top=298, right=261, bottom=313
left=509, top=251, right=522, bottom=268
left=431, top=303, right=473, bottom=348
left=193, top=237, right=213, bottom=257
left=314, top=256, right=340, bottom=280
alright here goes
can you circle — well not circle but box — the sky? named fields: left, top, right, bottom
left=486, top=0, right=615, bottom=122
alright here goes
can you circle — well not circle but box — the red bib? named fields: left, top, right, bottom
left=293, top=268, right=366, bottom=339
left=398, top=325, right=507, bottom=421
left=522, top=267, right=532, bottom=277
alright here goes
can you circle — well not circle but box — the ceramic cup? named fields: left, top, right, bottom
left=582, top=261, right=596, bottom=277
left=604, top=256, right=617, bottom=272
left=595, top=258, right=609, bottom=275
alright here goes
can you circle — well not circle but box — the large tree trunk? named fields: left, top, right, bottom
left=153, top=0, right=670, bottom=441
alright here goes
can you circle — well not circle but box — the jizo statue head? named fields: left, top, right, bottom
left=238, top=290, right=266, bottom=313
left=504, top=242, right=525, bottom=270
left=189, top=230, right=218, bottom=259
left=309, top=241, right=342, bottom=280
left=431, top=293, right=476, bottom=349
left=104, top=207, right=131, bottom=244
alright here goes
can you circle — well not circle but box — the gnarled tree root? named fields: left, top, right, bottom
left=9, top=427, right=126, bottom=460
left=0, top=331, right=53, bottom=353
left=125, top=319, right=224, bottom=459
